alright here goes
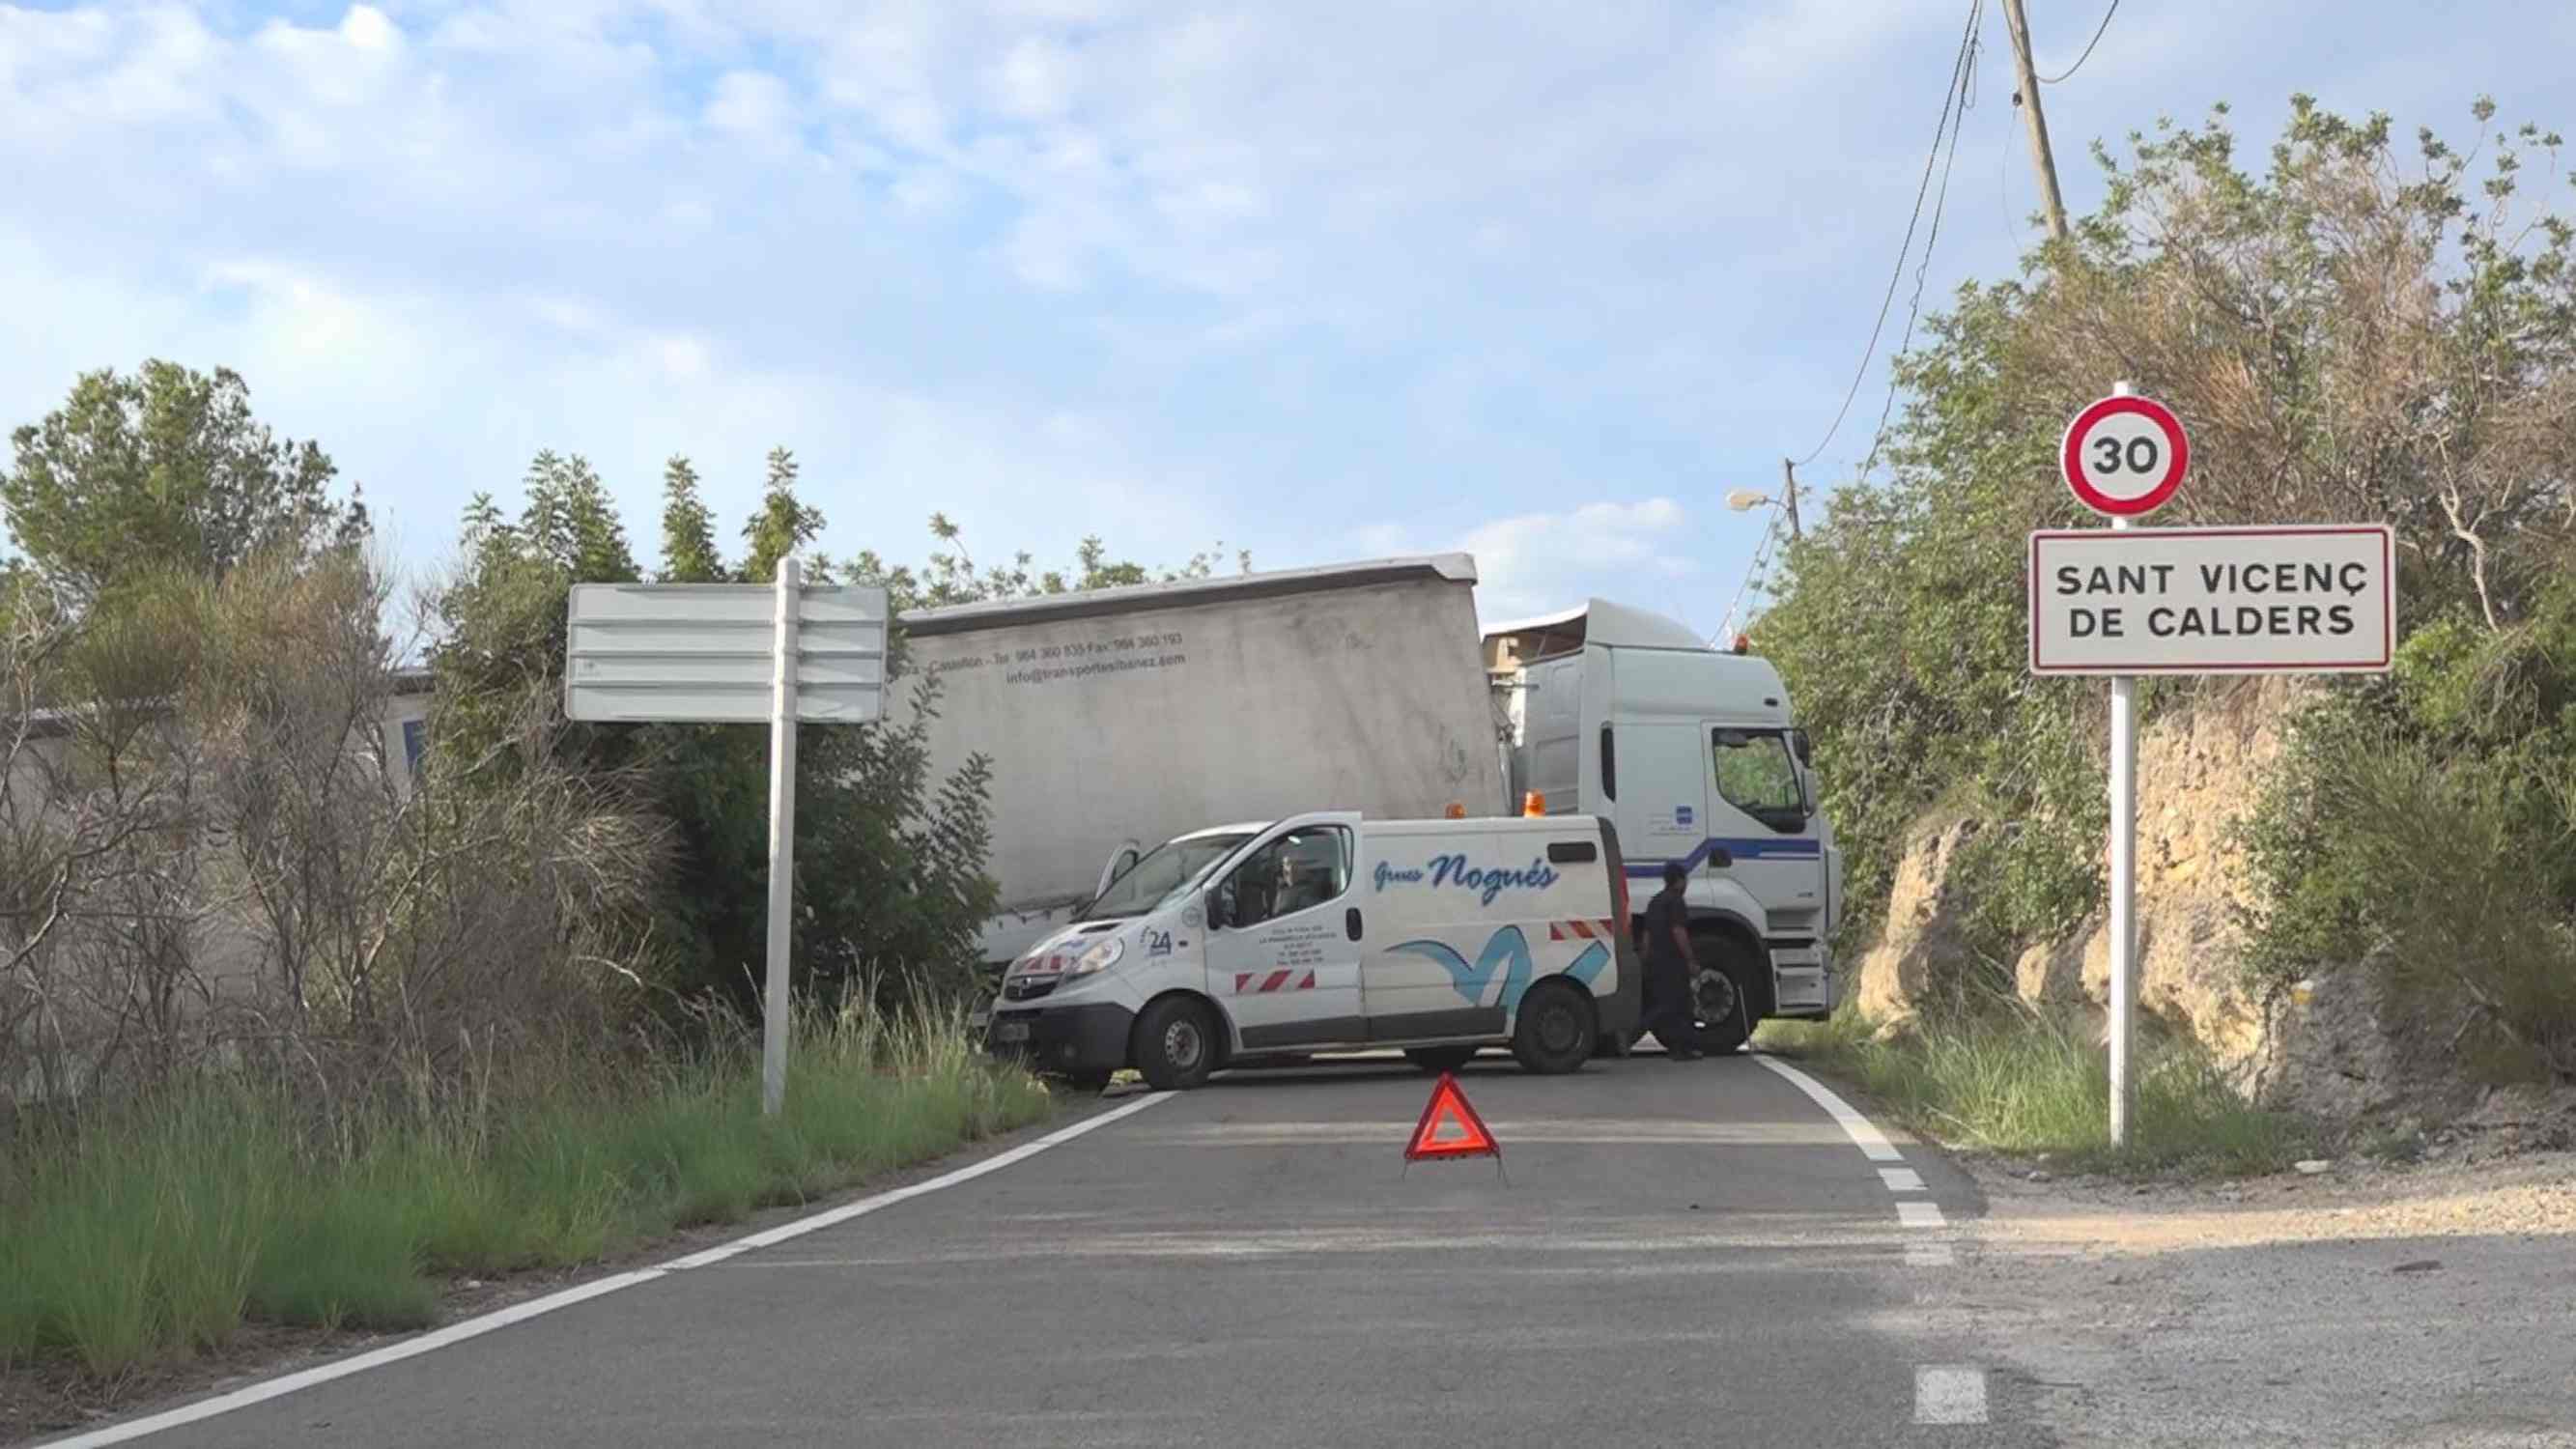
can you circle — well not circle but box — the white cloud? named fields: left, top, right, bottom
left=704, top=69, right=793, bottom=140
left=1354, top=498, right=1694, bottom=627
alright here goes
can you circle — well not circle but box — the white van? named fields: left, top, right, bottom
left=985, top=813, right=1644, bottom=1090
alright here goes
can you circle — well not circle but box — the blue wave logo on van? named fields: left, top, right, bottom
left=1373, top=855, right=1559, bottom=906
left=1392, top=926, right=1612, bottom=1008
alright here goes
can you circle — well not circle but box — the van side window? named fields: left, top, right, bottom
left=1712, top=729, right=1806, bottom=832
left=1220, top=827, right=1354, bottom=929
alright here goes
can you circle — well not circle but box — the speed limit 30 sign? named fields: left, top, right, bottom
left=2061, top=393, right=2189, bottom=518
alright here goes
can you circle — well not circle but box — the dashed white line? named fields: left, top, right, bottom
left=1898, top=1201, right=1948, bottom=1230
left=1879, top=1166, right=1927, bottom=1193
left=1753, top=1054, right=1904, bottom=1161
left=34, top=1091, right=1176, bottom=1448
left=1914, top=1367, right=1989, bottom=1425
left=1906, top=1240, right=1958, bottom=1268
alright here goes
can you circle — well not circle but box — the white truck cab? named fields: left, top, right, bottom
left=1487, top=600, right=1845, bottom=1051
left=987, top=813, right=1643, bottom=1090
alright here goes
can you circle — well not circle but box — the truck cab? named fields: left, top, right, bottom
left=1486, top=600, right=1844, bottom=1049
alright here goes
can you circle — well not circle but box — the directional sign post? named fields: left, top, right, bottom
left=2040, top=386, right=2392, bottom=1150
left=567, top=562, right=890, bottom=1115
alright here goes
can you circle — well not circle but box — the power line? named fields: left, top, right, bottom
left=1714, top=507, right=1786, bottom=642
left=1790, top=0, right=1988, bottom=469
left=2038, top=0, right=2117, bottom=84
left=1854, top=0, right=1981, bottom=486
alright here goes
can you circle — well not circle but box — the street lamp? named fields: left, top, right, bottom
left=1725, top=489, right=1775, bottom=513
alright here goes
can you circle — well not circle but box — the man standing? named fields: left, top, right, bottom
left=1636, top=860, right=1701, bottom=1061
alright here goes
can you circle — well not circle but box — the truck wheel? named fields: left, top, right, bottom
left=1133, top=997, right=1220, bottom=1091
left=1686, top=932, right=1758, bottom=1055
left=1511, top=981, right=1597, bottom=1075
left=1404, top=1046, right=1479, bottom=1074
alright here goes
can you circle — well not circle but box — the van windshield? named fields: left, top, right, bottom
left=1078, top=834, right=1257, bottom=921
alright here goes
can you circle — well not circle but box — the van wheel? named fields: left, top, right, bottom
left=1511, top=982, right=1597, bottom=1075
left=1686, top=932, right=1758, bottom=1055
left=1134, top=997, right=1219, bottom=1091
left=1404, top=1046, right=1479, bottom=1074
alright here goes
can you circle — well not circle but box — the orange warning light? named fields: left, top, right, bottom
left=1522, top=790, right=1545, bottom=817
left=1444, top=802, right=1467, bottom=819
left=1731, top=633, right=1751, bottom=655
left=1405, top=1072, right=1500, bottom=1162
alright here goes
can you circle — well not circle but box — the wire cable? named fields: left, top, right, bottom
left=1789, top=0, right=1987, bottom=469
left=2038, top=0, right=2117, bottom=84
left=1854, top=0, right=1980, bottom=485
left=1713, top=507, right=1786, bottom=643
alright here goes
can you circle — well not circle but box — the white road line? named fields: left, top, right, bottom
left=1879, top=1166, right=1927, bottom=1193
left=1752, top=1054, right=1904, bottom=1161
left=35, top=1092, right=1175, bottom=1449
left=1898, top=1201, right=1948, bottom=1230
left=1906, top=1240, right=1958, bottom=1268
left=1914, top=1366, right=1989, bottom=1425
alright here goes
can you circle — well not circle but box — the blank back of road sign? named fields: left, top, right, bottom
left=1404, top=1072, right=1500, bottom=1162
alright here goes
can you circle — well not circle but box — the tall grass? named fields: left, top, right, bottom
left=0, top=1001, right=1054, bottom=1378
left=1760, top=1005, right=2315, bottom=1178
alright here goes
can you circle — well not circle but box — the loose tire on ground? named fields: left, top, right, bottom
left=1403, top=1045, right=1480, bottom=1074
left=1133, top=996, right=1220, bottom=1091
left=1511, top=980, right=1597, bottom=1074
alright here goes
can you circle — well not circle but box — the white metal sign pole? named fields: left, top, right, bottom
left=2106, top=382, right=2137, bottom=1149
left=762, top=556, right=803, bottom=1117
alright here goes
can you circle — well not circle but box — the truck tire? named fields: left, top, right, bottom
left=1134, top=997, right=1220, bottom=1091
left=1684, top=931, right=1759, bottom=1055
left=1511, top=981, right=1597, bottom=1075
left=1404, top=1046, right=1480, bottom=1074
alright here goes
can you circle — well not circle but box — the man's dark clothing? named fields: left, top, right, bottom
left=1636, top=882, right=1698, bottom=1056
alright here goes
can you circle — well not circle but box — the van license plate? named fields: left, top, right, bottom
left=993, top=1019, right=1031, bottom=1044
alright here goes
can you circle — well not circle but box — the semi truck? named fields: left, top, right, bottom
left=904, top=555, right=1842, bottom=1054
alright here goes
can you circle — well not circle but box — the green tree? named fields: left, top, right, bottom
left=1758, top=96, right=2576, bottom=968
left=659, top=456, right=725, bottom=583
left=0, top=361, right=365, bottom=605
left=429, top=447, right=1217, bottom=1010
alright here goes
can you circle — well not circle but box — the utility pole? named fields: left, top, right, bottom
left=1998, top=0, right=2073, bottom=242
left=1779, top=458, right=1802, bottom=539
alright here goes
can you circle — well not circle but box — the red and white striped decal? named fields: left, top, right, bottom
left=1232, top=969, right=1319, bottom=994
left=1546, top=919, right=1619, bottom=943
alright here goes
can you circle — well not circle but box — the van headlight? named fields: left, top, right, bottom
left=1063, top=935, right=1125, bottom=980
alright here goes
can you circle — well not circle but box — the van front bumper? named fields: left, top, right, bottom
left=986, top=1002, right=1134, bottom=1077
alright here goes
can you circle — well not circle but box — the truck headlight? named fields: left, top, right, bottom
left=1064, top=935, right=1125, bottom=980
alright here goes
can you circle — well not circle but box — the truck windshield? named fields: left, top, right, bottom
left=1078, top=834, right=1257, bottom=921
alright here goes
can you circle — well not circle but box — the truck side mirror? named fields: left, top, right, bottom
left=1793, top=730, right=1813, bottom=766
left=1704, top=847, right=1735, bottom=870
left=1205, top=885, right=1230, bottom=931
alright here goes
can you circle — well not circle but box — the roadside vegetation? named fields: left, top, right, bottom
left=1, top=1003, right=1051, bottom=1378
left=0, top=363, right=1218, bottom=1390
left=1755, top=98, right=2576, bottom=1094
left=1760, top=1009, right=2317, bottom=1179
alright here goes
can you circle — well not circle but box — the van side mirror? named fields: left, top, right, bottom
left=1704, top=847, right=1735, bottom=870
left=1793, top=730, right=1813, bottom=766
left=1204, top=885, right=1230, bottom=932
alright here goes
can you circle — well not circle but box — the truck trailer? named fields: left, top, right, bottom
left=896, top=554, right=1506, bottom=966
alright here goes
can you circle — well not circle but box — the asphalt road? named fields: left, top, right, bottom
left=80, top=1052, right=2049, bottom=1448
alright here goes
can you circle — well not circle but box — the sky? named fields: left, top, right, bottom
left=3, top=0, right=2568, bottom=636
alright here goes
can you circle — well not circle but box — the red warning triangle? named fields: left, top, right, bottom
left=1404, top=1072, right=1500, bottom=1162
